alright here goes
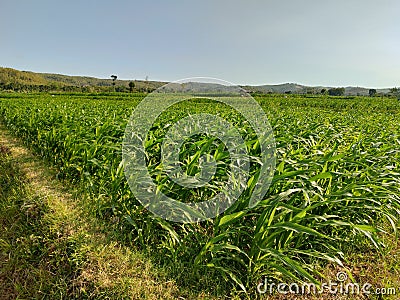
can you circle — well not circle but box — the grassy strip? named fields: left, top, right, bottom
left=0, top=129, right=184, bottom=299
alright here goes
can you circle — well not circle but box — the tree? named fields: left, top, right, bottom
left=320, top=88, right=326, bottom=94
left=110, top=75, right=117, bottom=92
left=328, top=87, right=345, bottom=96
left=111, top=75, right=117, bottom=86
left=390, top=87, right=398, bottom=94
left=129, top=81, right=135, bottom=92
left=390, top=87, right=400, bottom=100
left=369, top=89, right=377, bottom=97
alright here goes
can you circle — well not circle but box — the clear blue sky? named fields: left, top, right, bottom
left=1, top=0, right=399, bottom=88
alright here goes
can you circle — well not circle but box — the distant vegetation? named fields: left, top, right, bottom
left=0, top=67, right=164, bottom=93
left=327, top=87, right=345, bottom=96
left=0, top=67, right=399, bottom=99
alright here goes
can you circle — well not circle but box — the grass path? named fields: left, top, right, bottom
left=0, top=125, right=182, bottom=299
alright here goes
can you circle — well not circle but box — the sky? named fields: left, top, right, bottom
left=1, top=0, right=399, bottom=88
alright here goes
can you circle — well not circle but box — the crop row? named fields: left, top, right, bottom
left=0, top=93, right=399, bottom=293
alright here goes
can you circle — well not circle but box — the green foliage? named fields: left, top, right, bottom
left=129, top=81, right=135, bottom=92
left=369, top=89, right=377, bottom=97
left=328, top=87, right=345, bottom=96
left=0, top=92, right=399, bottom=294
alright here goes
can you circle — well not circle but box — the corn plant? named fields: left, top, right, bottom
left=0, top=92, right=399, bottom=293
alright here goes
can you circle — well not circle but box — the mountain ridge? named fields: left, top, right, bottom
left=0, top=67, right=395, bottom=96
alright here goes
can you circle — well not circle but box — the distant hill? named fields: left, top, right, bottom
left=0, top=67, right=395, bottom=96
left=41, top=73, right=112, bottom=87
left=241, top=83, right=391, bottom=96
left=343, top=86, right=390, bottom=96
left=0, top=67, right=167, bottom=92
left=40, top=72, right=166, bottom=90
left=0, top=67, right=48, bottom=86
left=242, top=83, right=305, bottom=94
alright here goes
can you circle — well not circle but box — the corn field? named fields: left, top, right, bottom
left=0, top=92, right=399, bottom=293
